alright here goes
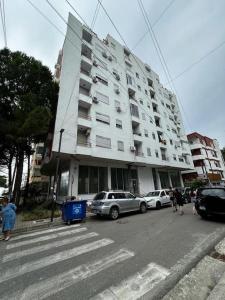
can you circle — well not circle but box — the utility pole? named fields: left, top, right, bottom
left=51, top=128, right=64, bottom=222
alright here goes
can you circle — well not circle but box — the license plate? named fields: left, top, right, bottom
left=199, top=206, right=206, bottom=211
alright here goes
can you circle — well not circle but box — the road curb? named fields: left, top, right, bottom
left=12, top=212, right=94, bottom=235
left=141, top=227, right=225, bottom=300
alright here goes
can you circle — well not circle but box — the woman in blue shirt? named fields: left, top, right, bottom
left=1, top=197, right=17, bottom=241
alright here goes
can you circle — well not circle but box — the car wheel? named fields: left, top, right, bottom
left=109, top=207, right=119, bottom=220
left=140, top=202, right=147, bottom=213
left=156, top=201, right=161, bottom=210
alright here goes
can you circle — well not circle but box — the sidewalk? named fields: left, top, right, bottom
left=13, top=212, right=94, bottom=235
left=143, top=228, right=225, bottom=300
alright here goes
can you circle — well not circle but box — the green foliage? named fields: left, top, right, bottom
left=188, top=179, right=205, bottom=190
left=0, top=48, right=59, bottom=202
left=22, top=208, right=61, bottom=221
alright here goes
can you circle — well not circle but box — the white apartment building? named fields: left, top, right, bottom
left=51, top=13, right=193, bottom=201
left=182, top=132, right=225, bottom=184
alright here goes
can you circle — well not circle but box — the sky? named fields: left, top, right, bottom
left=1, top=0, right=225, bottom=147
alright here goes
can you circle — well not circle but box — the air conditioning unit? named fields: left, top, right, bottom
left=130, top=146, right=136, bottom=152
left=108, top=56, right=112, bottom=61
left=115, top=88, right=120, bottom=94
left=102, top=51, right=107, bottom=58
left=92, top=77, right=98, bottom=83
left=93, top=60, right=98, bottom=67
left=92, top=96, right=99, bottom=103
left=137, top=133, right=142, bottom=136
left=103, top=39, right=109, bottom=45
left=116, top=106, right=121, bottom=112
left=86, top=129, right=91, bottom=136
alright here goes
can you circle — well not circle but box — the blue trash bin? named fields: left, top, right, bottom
left=62, top=200, right=87, bottom=224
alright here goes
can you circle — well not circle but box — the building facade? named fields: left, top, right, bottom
left=182, top=132, right=225, bottom=184
left=51, top=13, right=193, bottom=201
left=30, top=143, right=49, bottom=185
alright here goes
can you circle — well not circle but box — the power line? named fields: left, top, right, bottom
left=91, top=0, right=102, bottom=30
left=132, top=0, right=176, bottom=50
left=0, top=0, right=7, bottom=47
left=32, top=0, right=184, bottom=147
left=165, top=38, right=225, bottom=85
left=137, top=0, right=192, bottom=132
left=65, top=0, right=88, bottom=26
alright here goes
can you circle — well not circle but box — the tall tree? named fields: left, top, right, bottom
left=0, top=48, right=58, bottom=205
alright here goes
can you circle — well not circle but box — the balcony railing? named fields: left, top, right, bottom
left=78, top=111, right=92, bottom=120
left=80, top=68, right=91, bottom=77
left=135, top=151, right=144, bottom=157
left=77, top=141, right=92, bottom=147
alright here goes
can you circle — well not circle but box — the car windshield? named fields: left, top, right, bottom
left=199, top=189, right=225, bottom=198
left=146, top=191, right=160, bottom=197
left=93, top=192, right=106, bottom=200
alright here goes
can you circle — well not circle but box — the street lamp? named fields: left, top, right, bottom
left=51, top=128, right=64, bottom=222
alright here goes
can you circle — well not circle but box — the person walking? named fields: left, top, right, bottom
left=190, top=189, right=197, bottom=215
left=1, top=197, right=17, bottom=241
left=174, top=189, right=184, bottom=215
left=169, top=187, right=177, bottom=212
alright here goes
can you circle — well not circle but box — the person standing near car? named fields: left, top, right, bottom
left=174, top=189, right=184, bottom=215
left=0, top=197, right=17, bottom=241
left=169, top=187, right=177, bottom=212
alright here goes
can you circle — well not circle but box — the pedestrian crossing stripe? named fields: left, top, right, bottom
left=2, top=249, right=134, bottom=300
left=6, top=227, right=87, bottom=250
left=0, top=238, right=114, bottom=284
left=3, top=232, right=99, bottom=263
left=12, top=224, right=81, bottom=241
left=91, top=262, right=170, bottom=300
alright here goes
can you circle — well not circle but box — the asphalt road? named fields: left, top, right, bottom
left=0, top=204, right=225, bottom=300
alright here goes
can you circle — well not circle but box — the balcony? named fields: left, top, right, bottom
left=81, top=54, right=92, bottom=68
left=192, top=154, right=205, bottom=161
left=135, top=151, right=144, bottom=157
left=189, top=143, right=203, bottom=150
left=78, top=111, right=92, bottom=128
left=133, top=132, right=143, bottom=142
left=80, top=68, right=92, bottom=86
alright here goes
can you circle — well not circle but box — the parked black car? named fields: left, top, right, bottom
left=195, top=187, right=225, bottom=218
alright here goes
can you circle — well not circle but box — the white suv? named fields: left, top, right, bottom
left=144, top=189, right=171, bottom=209
left=91, top=191, right=147, bottom=220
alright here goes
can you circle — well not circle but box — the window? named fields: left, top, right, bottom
left=147, top=148, right=151, bottom=156
left=142, top=113, right=146, bottom=120
left=96, top=112, right=110, bottom=124
left=96, top=135, right=111, bottom=148
left=152, top=133, right=156, bottom=140
left=112, top=55, right=117, bottom=63
left=172, top=128, right=177, bottom=134
left=161, top=101, right=165, bottom=106
left=140, top=99, right=143, bottom=105
left=96, top=91, right=109, bottom=104
left=96, top=74, right=108, bottom=86
left=78, top=166, right=108, bottom=194
left=144, top=129, right=148, bottom=137
left=36, top=146, right=44, bottom=155
left=155, top=150, right=159, bottom=158
left=167, top=125, right=170, bottom=131
left=137, top=85, right=141, bottom=91
left=147, top=103, right=151, bottom=109
left=111, top=168, right=137, bottom=191
left=111, top=42, right=116, bottom=49
left=95, top=57, right=107, bottom=70
left=126, top=73, right=135, bottom=86
left=145, top=89, right=148, bottom=95
left=117, top=141, right=124, bottom=151
left=150, top=117, right=153, bottom=123
left=173, top=154, right=177, bottom=161
left=170, top=139, right=173, bottom=145
left=116, top=119, right=122, bottom=129
left=130, top=103, right=139, bottom=118
left=136, top=72, right=139, bottom=78
left=161, top=191, right=166, bottom=197
left=143, top=77, right=146, bottom=83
